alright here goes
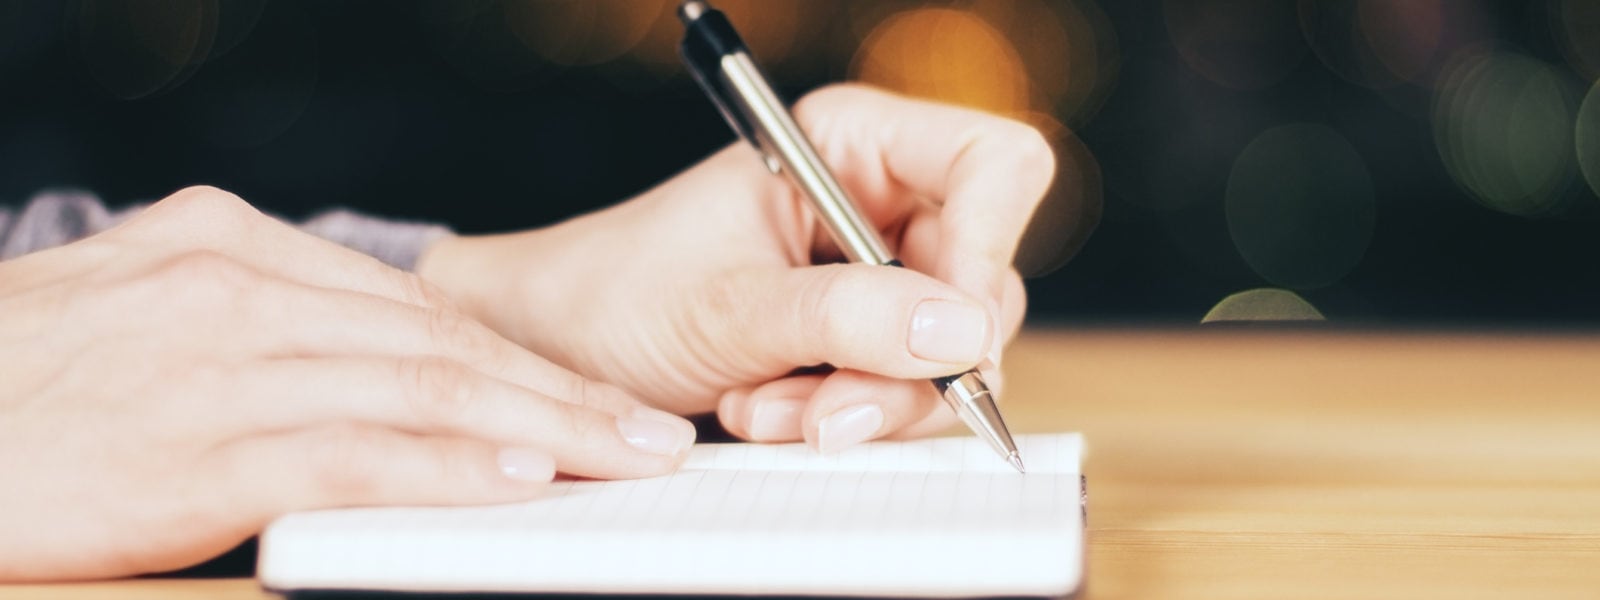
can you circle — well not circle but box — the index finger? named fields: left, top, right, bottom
left=794, top=85, right=1056, bottom=305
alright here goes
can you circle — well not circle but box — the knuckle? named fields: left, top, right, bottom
left=395, top=271, right=455, bottom=310
left=1001, top=122, right=1057, bottom=177
left=398, top=356, right=476, bottom=425
left=305, top=427, right=384, bottom=500
left=431, top=442, right=485, bottom=491
left=567, top=378, right=627, bottom=413
left=797, top=266, right=864, bottom=359
left=159, top=249, right=248, bottom=280
left=424, top=307, right=480, bottom=351
left=791, top=86, right=833, bottom=120
left=555, top=402, right=601, bottom=443
left=142, top=250, right=257, bottom=306
left=793, top=84, right=868, bottom=135
left=128, top=186, right=264, bottom=243
left=422, top=306, right=509, bottom=373
left=794, top=83, right=868, bottom=115
left=150, top=186, right=259, bottom=223
left=564, top=375, right=596, bottom=411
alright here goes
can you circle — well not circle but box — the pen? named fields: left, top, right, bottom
left=677, top=0, right=1024, bottom=473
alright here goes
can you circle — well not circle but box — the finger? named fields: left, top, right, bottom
left=801, top=369, right=942, bottom=453
left=115, top=186, right=455, bottom=310
left=220, top=426, right=554, bottom=519
left=795, top=85, right=1055, bottom=313
left=1000, top=268, right=1027, bottom=349
left=897, top=206, right=1023, bottom=366
left=805, top=361, right=1010, bottom=450
left=222, top=358, right=695, bottom=479
left=232, top=272, right=643, bottom=417
left=704, top=263, right=994, bottom=380
left=715, top=374, right=827, bottom=442
left=986, top=267, right=1028, bottom=368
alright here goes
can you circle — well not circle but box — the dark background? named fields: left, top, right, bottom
left=3, top=0, right=1598, bottom=325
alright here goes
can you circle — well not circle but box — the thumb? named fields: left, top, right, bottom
left=705, top=264, right=994, bottom=379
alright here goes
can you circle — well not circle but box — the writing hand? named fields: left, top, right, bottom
left=421, top=85, right=1055, bottom=451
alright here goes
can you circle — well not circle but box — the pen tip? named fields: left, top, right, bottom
left=1007, top=452, right=1026, bottom=474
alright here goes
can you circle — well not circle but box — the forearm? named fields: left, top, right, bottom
left=0, top=190, right=453, bottom=271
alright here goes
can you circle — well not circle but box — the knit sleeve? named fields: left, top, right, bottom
left=0, top=190, right=454, bottom=272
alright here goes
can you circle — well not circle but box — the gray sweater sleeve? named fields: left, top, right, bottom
left=0, top=190, right=454, bottom=271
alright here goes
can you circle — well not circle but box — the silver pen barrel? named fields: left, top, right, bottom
left=716, top=53, right=895, bottom=266
left=679, top=0, right=1023, bottom=472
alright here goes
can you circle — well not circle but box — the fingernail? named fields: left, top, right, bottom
left=908, top=299, right=989, bottom=364
left=616, top=408, right=696, bottom=456
left=817, top=404, right=884, bottom=453
left=497, top=447, right=555, bottom=482
left=748, top=397, right=806, bottom=441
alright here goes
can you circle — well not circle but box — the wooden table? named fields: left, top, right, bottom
left=7, top=328, right=1599, bottom=599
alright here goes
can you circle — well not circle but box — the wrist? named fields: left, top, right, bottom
left=414, top=233, right=512, bottom=325
left=413, top=226, right=577, bottom=348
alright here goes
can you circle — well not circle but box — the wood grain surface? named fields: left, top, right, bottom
left=6, top=328, right=1598, bottom=599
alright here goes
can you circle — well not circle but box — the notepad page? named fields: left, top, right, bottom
left=680, top=431, right=1080, bottom=473
left=260, top=433, right=1085, bottom=598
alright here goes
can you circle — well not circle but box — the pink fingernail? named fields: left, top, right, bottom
left=748, top=397, right=806, bottom=441
left=908, top=299, right=989, bottom=364
left=616, top=408, right=695, bottom=455
left=497, top=448, right=555, bottom=482
left=816, top=404, right=884, bottom=454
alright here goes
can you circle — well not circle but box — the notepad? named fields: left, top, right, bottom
left=259, top=433, right=1085, bottom=598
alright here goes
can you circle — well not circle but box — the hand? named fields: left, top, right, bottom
left=419, top=85, right=1053, bottom=451
left=0, top=187, right=694, bottom=581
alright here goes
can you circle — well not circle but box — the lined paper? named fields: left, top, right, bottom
left=680, top=432, right=1081, bottom=473
left=260, top=433, right=1085, bottom=598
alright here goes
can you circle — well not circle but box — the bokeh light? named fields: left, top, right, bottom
left=420, top=1, right=548, bottom=91
left=176, top=1, right=317, bottom=148
left=209, top=0, right=267, bottom=58
left=504, top=1, right=664, bottom=67
left=1098, top=53, right=1261, bottom=217
left=708, top=0, right=819, bottom=70
left=1432, top=50, right=1581, bottom=217
left=12, top=0, right=1600, bottom=327
left=1226, top=123, right=1375, bottom=289
left=75, top=0, right=217, bottom=99
left=1577, top=80, right=1600, bottom=198
left=1550, top=0, right=1600, bottom=82
left=1015, top=129, right=1103, bottom=279
left=851, top=3, right=1105, bottom=281
left=412, top=0, right=497, bottom=25
left=622, top=0, right=826, bottom=87
left=964, top=0, right=1119, bottom=128
left=1164, top=0, right=1306, bottom=91
left=846, top=3, right=1109, bottom=281
left=1202, top=288, right=1325, bottom=323
left=1299, top=0, right=1442, bottom=89
left=851, top=8, right=1030, bottom=118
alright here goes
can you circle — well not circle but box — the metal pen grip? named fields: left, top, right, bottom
left=716, top=52, right=895, bottom=266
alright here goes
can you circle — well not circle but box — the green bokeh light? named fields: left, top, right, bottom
left=1202, top=288, right=1326, bottom=323
left=1226, top=123, right=1375, bottom=290
left=1432, top=51, right=1580, bottom=217
left=1577, top=80, right=1600, bottom=199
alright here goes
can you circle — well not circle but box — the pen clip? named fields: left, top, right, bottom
left=678, top=3, right=783, bottom=174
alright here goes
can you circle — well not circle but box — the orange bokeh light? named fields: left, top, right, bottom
left=851, top=8, right=1030, bottom=119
